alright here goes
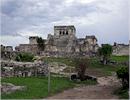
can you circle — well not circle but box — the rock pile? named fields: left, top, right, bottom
left=1, top=83, right=26, bottom=94
left=1, top=60, right=48, bottom=77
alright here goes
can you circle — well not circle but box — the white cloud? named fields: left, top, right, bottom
left=1, top=0, right=129, bottom=47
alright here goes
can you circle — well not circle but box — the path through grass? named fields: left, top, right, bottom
left=1, top=76, right=96, bottom=99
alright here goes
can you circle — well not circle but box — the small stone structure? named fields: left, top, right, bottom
left=1, top=45, right=17, bottom=60
left=112, top=42, right=129, bottom=56
left=1, top=83, right=26, bottom=94
left=1, top=60, right=48, bottom=77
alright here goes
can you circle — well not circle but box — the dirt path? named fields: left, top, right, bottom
left=47, top=76, right=121, bottom=99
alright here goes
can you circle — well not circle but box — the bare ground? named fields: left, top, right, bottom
left=47, top=76, right=121, bottom=99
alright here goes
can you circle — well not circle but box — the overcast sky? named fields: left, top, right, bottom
left=1, top=0, right=129, bottom=47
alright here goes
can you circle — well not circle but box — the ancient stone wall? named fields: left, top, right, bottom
left=54, top=25, right=76, bottom=37
left=29, top=36, right=38, bottom=44
left=112, top=44, right=129, bottom=56
left=15, top=44, right=39, bottom=54
left=14, top=25, right=99, bottom=57
left=1, top=60, right=48, bottom=77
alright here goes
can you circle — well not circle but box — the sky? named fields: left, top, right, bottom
left=1, top=0, right=129, bottom=47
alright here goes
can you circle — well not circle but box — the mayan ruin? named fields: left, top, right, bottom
left=14, top=25, right=99, bottom=57
left=1, top=0, right=129, bottom=99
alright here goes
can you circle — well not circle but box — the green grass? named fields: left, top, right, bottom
left=114, top=87, right=129, bottom=99
left=111, top=55, right=129, bottom=62
left=1, top=76, right=96, bottom=99
left=42, top=56, right=129, bottom=76
left=89, top=58, right=121, bottom=76
left=42, top=57, right=75, bottom=66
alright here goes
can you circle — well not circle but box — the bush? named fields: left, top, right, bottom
left=15, top=52, right=34, bottom=62
left=98, top=44, right=113, bottom=65
left=74, top=58, right=89, bottom=81
left=116, top=67, right=129, bottom=89
left=36, top=37, right=45, bottom=50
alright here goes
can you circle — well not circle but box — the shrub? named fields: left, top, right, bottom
left=98, top=44, right=113, bottom=65
left=116, top=67, right=129, bottom=89
left=74, top=58, right=89, bottom=81
left=15, top=52, right=34, bottom=62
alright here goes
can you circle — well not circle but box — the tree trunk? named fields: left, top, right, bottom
left=103, top=57, right=107, bottom=65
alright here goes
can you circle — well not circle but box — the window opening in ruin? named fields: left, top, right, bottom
left=63, top=31, right=65, bottom=35
left=66, top=31, right=68, bottom=35
left=59, top=31, right=61, bottom=35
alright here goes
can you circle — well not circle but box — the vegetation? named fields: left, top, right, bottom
left=114, top=87, right=129, bottom=99
left=114, top=66, right=129, bottom=99
left=1, top=76, right=96, bottom=99
left=74, top=58, right=89, bottom=81
left=41, top=56, right=128, bottom=76
left=116, top=67, right=129, bottom=89
left=15, top=52, right=34, bottom=62
left=2, top=55, right=129, bottom=99
left=37, top=37, right=45, bottom=50
left=111, top=55, right=129, bottom=62
left=98, top=44, right=113, bottom=65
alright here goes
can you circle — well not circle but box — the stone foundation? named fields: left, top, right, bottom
left=1, top=60, right=48, bottom=77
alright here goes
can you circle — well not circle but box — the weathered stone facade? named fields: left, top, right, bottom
left=1, top=60, right=48, bottom=77
left=15, top=44, right=38, bottom=54
left=15, top=25, right=99, bottom=57
left=112, top=42, right=129, bottom=56
left=1, top=45, right=16, bottom=60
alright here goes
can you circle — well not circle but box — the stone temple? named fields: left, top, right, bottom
left=15, top=25, right=99, bottom=57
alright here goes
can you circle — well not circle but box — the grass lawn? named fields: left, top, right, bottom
left=88, top=58, right=122, bottom=76
left=42, top=57, right=75, bottom=66
left=111, top=55, right=129, bottom=62
left=1, top=76, right=97, bottom=99
left=42, top=56, right=128, bottom=76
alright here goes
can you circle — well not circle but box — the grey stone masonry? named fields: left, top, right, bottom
left=1, top=60, right=48, bottom=77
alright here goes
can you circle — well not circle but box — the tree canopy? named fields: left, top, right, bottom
left=98, top=44, right=113, bottom=64
left=36, top=37, right=45, bottom=51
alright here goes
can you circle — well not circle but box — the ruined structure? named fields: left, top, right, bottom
left=1, top=45, right=16, bottom=60
left=15, top=25, right=99, bottom=57
left=112, top=42, right=129, bottom=56
left=1, top=60, right=48, bottom=77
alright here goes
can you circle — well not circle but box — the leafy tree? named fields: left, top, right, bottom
left=98, top=44, right=113, bottom=65
left=116, top=67, right=129, bottom=89
left=15, top=52, right=34, bottom=62
left=36, top=37, right=45, bottom=51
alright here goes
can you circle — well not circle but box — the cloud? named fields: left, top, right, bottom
left=1, top=0, right=129, bottom=47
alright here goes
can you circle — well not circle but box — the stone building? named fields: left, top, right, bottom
left=1, top=45, right=16, bottom=60
left=15, top=25, right=99, bottom=57
left=112, top=42, right=129, bottom=56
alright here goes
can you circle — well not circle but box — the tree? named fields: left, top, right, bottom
left=98, top=44, right=113, bottom=65
left=36, top=37, right=45, bottom=51
left=15, top=52, right=34, bottom=62
left=116, top=67, right=129, bottom=89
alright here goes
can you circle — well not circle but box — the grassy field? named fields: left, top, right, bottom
left=2, top=55, right=128, bottom=99
left=42, top=55, right=129, bottom=76
left=1, top=76, right=97, bottom=99
left=111, top=55, right=129, bottom=62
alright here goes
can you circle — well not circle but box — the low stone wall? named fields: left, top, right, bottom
left=39, top=51, right=96, bottom=57
left=112, top=44, right=129, bottom=56
left=1, top=83, right=26, bottom=94
left=1, top=51, right=17, bottom=60
left=1, top=60, right=48, bottom=77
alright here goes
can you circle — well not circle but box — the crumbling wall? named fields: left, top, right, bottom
left=112, top=44, right=129, bottom=56
left=1, top=60, right=48, bottom=77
